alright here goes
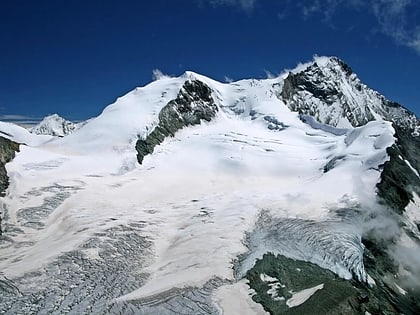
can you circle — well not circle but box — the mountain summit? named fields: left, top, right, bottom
left=281, top=56, right=419, bottom=132
left=30, top=114, right=84, bottom=137
left=0, top=56, right=419, bottom=314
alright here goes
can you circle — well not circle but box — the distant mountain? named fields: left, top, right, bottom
left=29, top=114, right=85, bottom=137
left=0, top=56, right=419, bottom=314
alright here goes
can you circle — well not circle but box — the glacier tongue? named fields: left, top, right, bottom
left=238, top=211, right=367, bottom=282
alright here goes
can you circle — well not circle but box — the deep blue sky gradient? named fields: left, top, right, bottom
left=1, top=0, right=419, bottom=121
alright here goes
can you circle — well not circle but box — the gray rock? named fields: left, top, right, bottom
left=0, top=136, right=19, bottom=235
left=246, top=252, right=419, bottom=315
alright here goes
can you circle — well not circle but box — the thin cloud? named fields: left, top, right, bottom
left=371, top=0, right=420, bottom=54
left=0, top=114, right=40, bottom=121
left=298, top=0, right=420, bottom=54
left=408, top=28, right=420, bottom=52
left=0, top=114, right=42, bottom=127
left=264, top=70, right=276, bottom=79
left=224, top=75, right=234, bottom=83
left=152, top=69, right=170, bottom=81
left=200, top=0, right=420, bottom=54
left=202, top=0, right=256, bottom=12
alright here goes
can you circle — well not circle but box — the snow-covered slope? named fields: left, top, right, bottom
left=30, top=114, right=85, bottom=137
left=0, top=121, right=54, bottom=146
left=0, top=57, right=419, bottom=314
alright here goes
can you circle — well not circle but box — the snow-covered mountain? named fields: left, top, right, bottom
left=30, top=113, right=85, bottom=137
left=0, top=56, right=419, bottom=314
left=281, top=56, right=419, bottom=133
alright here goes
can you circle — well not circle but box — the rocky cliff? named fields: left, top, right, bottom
left=136, top=79, right=218, bottom=164
left=281, top=57, right=419, bottom=133
left=0, top=136, right=19, bottom=235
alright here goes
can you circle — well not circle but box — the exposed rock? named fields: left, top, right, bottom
left=136, top=79, right=218, bottom=164
left=246, top=252, right=419, bottom=315
left=377, top=127, right=420, bottom=213
left=0, top=136, right=19, bottom=235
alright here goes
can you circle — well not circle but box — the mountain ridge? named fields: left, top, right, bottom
left=30, top=114, right=85, bottom=137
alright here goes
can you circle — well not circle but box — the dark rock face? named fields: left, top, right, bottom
left=0, top=136, right=19, bottom=235
left=247, top=253, right=358, bottom=315
left=281, top=58, right=372, bottom=127
left=136, top=79, right=218, bottom=164
left=377, top=126, right=420, bottom=213
left=246, top=253, right=417, bottom=315
left=0, top=137, right=19, bottom=196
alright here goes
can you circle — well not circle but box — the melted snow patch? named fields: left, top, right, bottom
left=395, top=283, right=407, bottom=295
left=367, top=274, right=376, bottom=287
left=286, top=283, right=324, bottom=308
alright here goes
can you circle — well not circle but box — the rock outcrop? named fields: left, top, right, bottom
left=377, top=126, right=420, bottom=213
left=136, top=79, right=218, bottom=164
left=0, top=136, right=19, bottom=235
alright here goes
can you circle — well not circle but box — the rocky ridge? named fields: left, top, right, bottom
left=281, top=57, right=419, bottom=133
left=0, top=136, right=19, bottom=235
left=136, top=79, right=218, bottom=164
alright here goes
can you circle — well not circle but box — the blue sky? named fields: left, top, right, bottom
left=1, top=0, right=419, bottom=122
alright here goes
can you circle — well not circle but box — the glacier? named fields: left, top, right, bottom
left=0, top=56, right=419, bottom=314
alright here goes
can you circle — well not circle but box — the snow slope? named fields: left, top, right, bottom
left=0, top=121, right=54, bottom=146
left=0, top=58, right=417, bottom=314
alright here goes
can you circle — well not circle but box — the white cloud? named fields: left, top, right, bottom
left=264, top=70, right=276, bottom=79
left=152, top=69, right=170, bottom=81
left=200, top=0, right=420, bottom=54
left=408, top=28, right=420, bottom=53
left=371, top=0, right=420, bottom=54
left=224, top=75, right=234, bottom=83
left=298, top=0, right=420, bottom=54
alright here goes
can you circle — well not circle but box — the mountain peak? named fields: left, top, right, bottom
left=30, top=114, right=84, bottom=137
left=315, top=56, right=353, bottom=76
left=282, top=56, right=418, bottom=132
